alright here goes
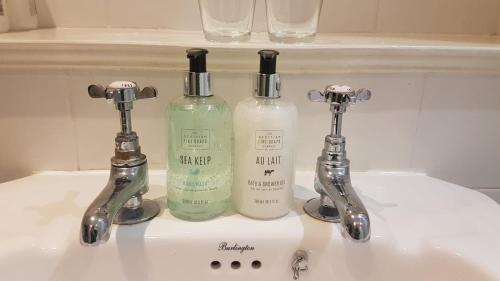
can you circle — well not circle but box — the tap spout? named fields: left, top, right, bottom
left=80, top=164, right=148, bottom=246
left=316, top=162, right=370, bottom=242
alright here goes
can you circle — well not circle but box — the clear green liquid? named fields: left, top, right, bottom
left=167, top=96, right=232, bottom=221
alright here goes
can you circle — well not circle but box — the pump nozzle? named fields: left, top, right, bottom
left=187, top=48, right=208, bottom=73
left=258, top=50, right=279, bottom=75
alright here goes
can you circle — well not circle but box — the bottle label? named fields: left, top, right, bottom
left=168, top=117, right=232, bottom=212
left=233, top=103, right=296, bottom=218
left=182, top=129, right=210, bottom=150
left=170, top=128, right=216, bottom=207
left=255, top=130, right=283, bottom=150
left=178, top=129, right=213, bottom=189
left=240, top=129, right=291, bottom=208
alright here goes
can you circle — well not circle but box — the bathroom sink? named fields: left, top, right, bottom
left=0, top=171, right=499, bottom=281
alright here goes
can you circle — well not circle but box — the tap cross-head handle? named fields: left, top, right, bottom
left=87, top=81, right=158, bottom=135
left=307, top=85, right=371, bottom=106
left=88, top=81, right=158, bottom=106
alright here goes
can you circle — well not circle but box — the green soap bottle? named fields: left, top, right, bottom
left=167, top=48, right=232, bottom=221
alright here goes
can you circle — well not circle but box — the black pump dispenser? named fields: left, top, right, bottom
left=184, top=48, right=212, bottom=97
left=187, top=48, right=208, bottom=73
left=254, top=49, right=281, bottom=98
left=258, top=50, right=279, bottom=75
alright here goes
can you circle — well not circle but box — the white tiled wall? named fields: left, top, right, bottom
left=412, top=74, right=500, bottom=189
left=35, top=0, right=500, bottom=35
left=1, top=69, right=499, bottom=203
left=0, top=70, right=78, bottom=181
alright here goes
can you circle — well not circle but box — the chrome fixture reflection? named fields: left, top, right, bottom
left=291, top=250, right=309, bottom=280
left=81, top=81, right=160, bottom=246
left=303, top=84, right=372, bottom=242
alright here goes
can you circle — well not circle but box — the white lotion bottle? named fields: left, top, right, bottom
left=233, top=50, right=298, bottom=219
left=0, top=0, right=9, bottom=32
left=7, top=0, right=37, bottom=31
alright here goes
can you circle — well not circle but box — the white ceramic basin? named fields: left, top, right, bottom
left=0, top=171, right=499, bottom=281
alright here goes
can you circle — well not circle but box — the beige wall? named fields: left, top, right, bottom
left=35, top=0, right=500, bottom=35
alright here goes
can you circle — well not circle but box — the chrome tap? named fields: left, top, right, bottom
left=81, top=81, right=160, bottom=246
left=303, top=85, right=372, bottom=242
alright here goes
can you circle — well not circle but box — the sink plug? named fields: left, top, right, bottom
left=291, top=250, right=309, bottom=280
left=80, top=81, right=160, bottom=246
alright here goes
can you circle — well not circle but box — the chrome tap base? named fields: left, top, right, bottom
left=303, top=198, right=340, bottom=223
left=114, top=197, right=160, bottom=225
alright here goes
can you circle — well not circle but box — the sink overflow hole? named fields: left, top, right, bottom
left=252, top=260, right=262, bottom=269
left=231, top=261, right=241, bottom=269
left=210, top=261, right=221, bottom=269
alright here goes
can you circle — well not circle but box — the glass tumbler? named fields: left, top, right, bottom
left=198, top=0, right=256, bottom=42
left=265, top=0, right=323, bottom=43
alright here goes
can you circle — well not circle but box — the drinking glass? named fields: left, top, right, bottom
left=198, top=0, right=256, bottom=42
left=265, top=0, right=323, bottom=43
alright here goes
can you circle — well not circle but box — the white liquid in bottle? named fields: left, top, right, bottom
left=233, top=50, right=297, bottom=219
left=233, top=97, right=297, bottom=219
